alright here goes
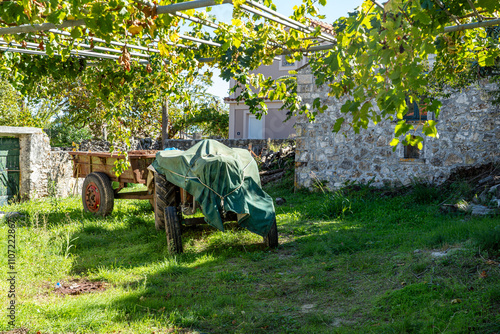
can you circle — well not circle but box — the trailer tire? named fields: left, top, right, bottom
left=154, top=172, right=180, bottom=231
left=164, top=206, right=183, bottom=254
left=263, top=218, right=278, bottom=248
left=82, top=172, right=114, bottom=216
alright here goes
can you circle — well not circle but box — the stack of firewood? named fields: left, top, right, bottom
left=258, top=145, right=295, bottom=185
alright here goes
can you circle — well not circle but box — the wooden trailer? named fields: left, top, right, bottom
left=69, top=150, right=158, bottom=216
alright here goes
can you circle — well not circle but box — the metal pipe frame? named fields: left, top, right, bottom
left=173, top=12, right=220, bottom=30
left=0, top=0, right=497, bottom=62
left=240, top=4, right=331, bottom=43
left=0, top=44, right=149, bottom=63
left=178, top=34, right=221, bottom=47
left=466, top=0, right=482, bottom=22
left=157, top=0, right=232, bottom=14
left=197, top=42, right=335, bottom=63
left=49, top=29, right=160, bottom=53
left=0, top=19, right=85, bottom=36
left=1, top=40, right=148, bottom=57
left=245, top=0, right=336, bottom=43
left=444, top=17, right=500, bottom=32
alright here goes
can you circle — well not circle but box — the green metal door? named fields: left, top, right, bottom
left=0, top=137, right=20, bottom=206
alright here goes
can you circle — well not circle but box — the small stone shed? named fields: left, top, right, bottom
left=0, top=126, right=81, bottom=205
left=294, top=71, right=500, bottom=190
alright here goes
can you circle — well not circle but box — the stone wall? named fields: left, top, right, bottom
left=46, top=150, right=83, bottom=198
left=0, top=126, right=82, bottom=201
left=294, top=71, right=500, bottom=190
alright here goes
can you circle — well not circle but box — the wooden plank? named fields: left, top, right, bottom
left=114, top=191, right=153, bottom=200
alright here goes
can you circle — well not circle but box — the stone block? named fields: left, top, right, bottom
left=376, top=136, right=386, bottom=147
left=464, top=155, right=476, bottom=164
left=445, top=153, right=463, bottom=166
left=316, top=153, right=326, bottom=162
left=358, top=161, right=370, bottom=171
left=340, top=159, right=353, bottom=170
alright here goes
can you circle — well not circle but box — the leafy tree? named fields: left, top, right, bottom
left=0, top=79, right=21, bottom=126
left=46, top=117, right=93, bottom=147
left=0, top=0, right=323, bottom=139
left=0, top=78, right=55, bottom=128
left=7, top=55, right=224, bottom=142
left=170, top=96, right=229, bottom=139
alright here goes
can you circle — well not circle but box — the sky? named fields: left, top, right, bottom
left=203, top=0, right=365, bottom=99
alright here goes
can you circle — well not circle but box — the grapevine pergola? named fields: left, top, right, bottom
left=0, top=0, right=499, bottom=156
left=0, top=0, right=338, bottom=65
left=0, top=0, right=498, bottom=64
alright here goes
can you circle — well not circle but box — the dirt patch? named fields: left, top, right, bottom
left=52, top=279, right=107, bottom=296
left=0, top=328, right=29, bottom=334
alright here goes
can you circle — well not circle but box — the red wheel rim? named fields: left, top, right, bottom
left=85, top=182, right=100, bottom=212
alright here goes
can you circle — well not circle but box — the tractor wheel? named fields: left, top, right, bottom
left=154, top=172, right=180, bottom=231
left=164, top=206, right=183, bottom=254
left=263, top=218, right=278, bottom=248
left=82, top=172, right=114, bottom=216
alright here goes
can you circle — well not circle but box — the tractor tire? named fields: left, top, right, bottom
left=154, top=172, right=180, bottom=231
left=164, top=206, right=183, bottom=254
left=263, top=218, right=278, bottom=248
left=82, top=172, right=114, bottom=216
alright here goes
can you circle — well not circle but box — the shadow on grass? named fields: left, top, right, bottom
left=68, top=212, right=272, bottom=275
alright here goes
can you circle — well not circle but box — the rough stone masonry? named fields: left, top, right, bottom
left=294, top=69, right=500, bottom=190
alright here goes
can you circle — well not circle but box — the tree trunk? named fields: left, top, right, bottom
left=161, top=99, right=169, bottom=149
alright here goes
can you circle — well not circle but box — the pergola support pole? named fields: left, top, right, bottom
left=157, top=0, right=232, bottom=14
left=444, top=17, right=500, bottom=32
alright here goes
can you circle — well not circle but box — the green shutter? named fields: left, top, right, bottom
left=0, top=137, right=20, bottom=206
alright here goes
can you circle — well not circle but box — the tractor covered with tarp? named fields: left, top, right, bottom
left=149, top=139, right=278, bottom=253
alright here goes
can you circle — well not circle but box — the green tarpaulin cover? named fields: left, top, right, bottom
left=151, top=140, right=275, bottom=237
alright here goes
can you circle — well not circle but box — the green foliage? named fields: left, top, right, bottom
left=0, top=0, right=498, bottom=161
left=0, top=78, right=53, bottom=128
left=182, top=103, right=229, bottom=139
left=46, top=118, right=93, bottom=147
left=166, top=79, right=230, bottom=139
left=0, top=0, right=330, bottom=149
left=320, top=190, right=352, bottom=219
left=0, top=79, right=20, bottom=125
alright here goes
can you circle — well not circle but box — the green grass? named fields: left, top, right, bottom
left=0, top=178, right=499, bottom=333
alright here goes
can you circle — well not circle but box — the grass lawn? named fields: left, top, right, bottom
left=0, top=177, right=499, bottom=333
